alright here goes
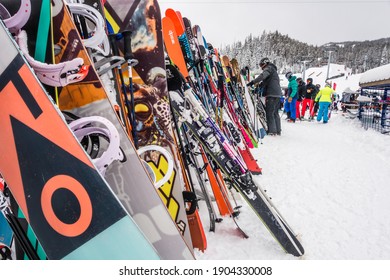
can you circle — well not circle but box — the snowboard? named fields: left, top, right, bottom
left=0, top=19, right=159, bottom=259
left=0, top=0, right=52, bottom=260
left=104, top=0, right=194, bottom=249
left=51, top=0, right=194, bottom=259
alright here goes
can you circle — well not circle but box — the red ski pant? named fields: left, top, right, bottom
left=301, top=98, right=314, bottom=118
left=296, top=101, right=301, bottom=119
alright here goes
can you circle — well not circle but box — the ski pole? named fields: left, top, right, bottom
left=108, top=33, right=135, bottom=141
left=122, top=30, right=139, bottom=149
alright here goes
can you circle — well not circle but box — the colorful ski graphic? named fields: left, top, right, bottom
left=104, top=0, right=193, bottom=248
left=0, top=20, right=159, bottom=259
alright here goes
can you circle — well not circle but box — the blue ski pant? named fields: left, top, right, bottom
left=317, top=101, right=331, bottom=122
left=284, top=98, right=297, bottom=120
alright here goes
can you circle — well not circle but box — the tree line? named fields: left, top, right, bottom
left=222, top=31, right=390, bottom=74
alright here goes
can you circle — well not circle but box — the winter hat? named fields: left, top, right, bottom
left=307, top=78, right=313, bottom=84
left=259, top=57, right=270, bottom=68
left=296, top=77, right=302, bottom=83
left=285, top=71, right=292, bottom=80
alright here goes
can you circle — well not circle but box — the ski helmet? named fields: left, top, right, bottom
left=259, top=57, right=270, bottom=68
left=285, top=71, right=292, bottom=80
left=296, top=77, right=302, bottom=83
left=307, top=78, right=313, bottom=84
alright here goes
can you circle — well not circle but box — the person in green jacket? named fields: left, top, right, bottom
left=315, top=83, right=335, bottom=123
left=284, top=72, right=298, bottom=123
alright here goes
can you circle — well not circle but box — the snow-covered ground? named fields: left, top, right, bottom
left=194, top=110, right=390, bottom=260
left=193, top=71, right=390, bottom=260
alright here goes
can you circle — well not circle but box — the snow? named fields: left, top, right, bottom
left=195, top=110, right=390, bottom=260
left=193, top=69, right=390, bottom=260
left=359, top=63, right=390, bottom=86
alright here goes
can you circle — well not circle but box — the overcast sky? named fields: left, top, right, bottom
left=159, top=0, right=390, bottom=48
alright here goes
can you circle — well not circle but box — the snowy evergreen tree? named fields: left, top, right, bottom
left=222, top=31, right=390, bottom=75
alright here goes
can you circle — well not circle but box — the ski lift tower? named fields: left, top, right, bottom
left=324, top=45, right=337, bottom=81
left=300, top=56, right=313, bottom=82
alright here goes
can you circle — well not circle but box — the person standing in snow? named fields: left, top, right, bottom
left=301, top=78, right=318, bottom=120
left=296, top=77, right=306, bottom=120
left=283, top=71, right=298, bottom=123
left=312, top=83, right=321, bottom=118
left=246, top=57, right=282, bottom=135
left=315, top=83, right=335, bottom=123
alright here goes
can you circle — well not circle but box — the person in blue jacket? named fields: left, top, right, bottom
left=284, top=72, right=298, bottom=123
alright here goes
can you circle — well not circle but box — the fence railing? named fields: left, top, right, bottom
left=357, top=88, right=390, bottom=134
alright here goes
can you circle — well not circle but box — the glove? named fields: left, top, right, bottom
left=247, top=81, right=254, bottom=87
left=288, top=97, right=292, bottom=103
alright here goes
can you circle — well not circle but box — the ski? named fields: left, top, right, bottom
left=170, top=88, right=304, bottom=257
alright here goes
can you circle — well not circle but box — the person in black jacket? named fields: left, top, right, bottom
left=301, top=78, right=318, bottom=120
left=296, top=77, right=306, bottom=120
left=247, top=57, right=282, bottom=135
left=312, top=84, right=322, bottom=118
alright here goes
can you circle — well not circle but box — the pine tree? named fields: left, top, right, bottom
left=221, top=30, right=390, bottom=74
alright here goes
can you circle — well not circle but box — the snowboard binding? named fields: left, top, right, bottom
left=0, top=242, right=12, bottom=260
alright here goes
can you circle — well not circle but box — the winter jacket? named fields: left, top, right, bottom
left=297, top=82, right=306, bottom=101
left=287, top=76, right=298, bottom=99
left=315, top=87, right=335, bottom=103
left=251, top=63, right=282, bottom=98
left=305, top=82, right=318, bottom=99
